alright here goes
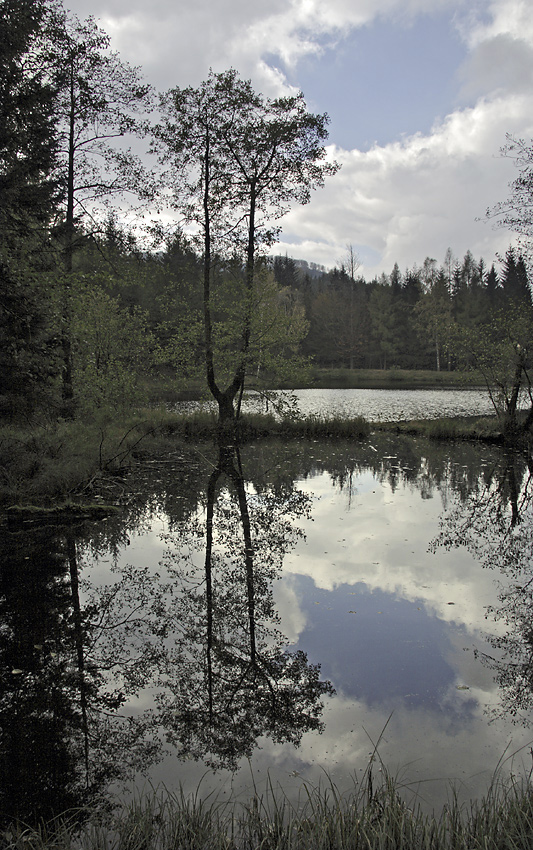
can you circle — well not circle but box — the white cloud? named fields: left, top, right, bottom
left=459, top=34, right=533, bottom=100
left=461, top=0, right=533, bottom=47
left=275, top=92, right=533, bottom=274
left=63, top=0, right=533, bottom=273
left=273, top=576, right=308, bottom=643
left=68, top=0, right=464, bottom=93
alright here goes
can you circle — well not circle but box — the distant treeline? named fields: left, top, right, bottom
left=4, top=209, right=531, bottom=420
left=60, top=230, right=533, bottom=385
left=271, top=248, right=532, bottom=370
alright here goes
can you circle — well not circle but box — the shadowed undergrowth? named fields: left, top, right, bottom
left=0, top=410, right=370, bottom=505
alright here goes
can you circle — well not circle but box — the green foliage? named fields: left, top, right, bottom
left=3, top=1, right=533, bottom=431
left=0, top=259, right=60, bottom=420
left=0, top=0, right=59, bottom=228
left=224, top=269, right=310, bottom=383
left=450, top=304, right=533, bottom=433
left=0, top=0, right=61, bottom=420
left=368, top=284, right=404, bottom=369
left=413, top=270, right=453, bottom=371
left=305, top=280, right=371, bottom=369
left=68, top=275, right=156, bottom=416
left=155, top=69, right=338, bottom=421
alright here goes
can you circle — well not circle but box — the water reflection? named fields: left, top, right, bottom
left=432, top=446, right=533, bottom=726
left=237, top=436, right=533, bottom=809
left=152, top=440, right=334, bottom=770
left=0, top=439, right=334, bottom=825
left=0, top=522, right=160, bottom=829
left=2, top=434, right=533, bottom=822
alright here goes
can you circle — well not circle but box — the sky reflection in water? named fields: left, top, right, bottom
left=105, top=434, right=533, bottom=813
left=5, top=404, right=533, bottom=826
left=246, top=454, right=531, bottom=812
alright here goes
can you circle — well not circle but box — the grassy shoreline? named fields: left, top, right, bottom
left=0, top=408, right=510, bottom=510
left=300, top=366, right=485, bottom=391
left=5, top=765, right=533, bottom=849
left=375, top=413, right=505, bottom=442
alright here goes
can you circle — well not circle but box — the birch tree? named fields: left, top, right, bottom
left=155, top=70, right=338, bottom=424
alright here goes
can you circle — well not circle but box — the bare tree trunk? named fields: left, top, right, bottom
left=60, top=66, right=77, bottom=415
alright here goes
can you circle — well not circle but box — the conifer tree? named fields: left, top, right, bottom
left=485, top=263, right=500, bottom=306
left=501, top=247, right=532, bottom=308
left=0, top=0, right=60, bottom=418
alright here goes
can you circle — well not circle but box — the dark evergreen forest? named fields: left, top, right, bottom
left=272, top=248, right=531, bottom=370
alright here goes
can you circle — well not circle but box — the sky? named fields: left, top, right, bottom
left=63, top=0, right=533, bottom=278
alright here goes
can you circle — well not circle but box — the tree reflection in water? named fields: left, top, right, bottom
left=0, top=522, right=162, bottom=829
left=432, top=446, right=533, bottom=725
left=0, top=438, right=335, bottom=825
left=7, top=431, right=531, bottom=824
left=154, top=439, right=334, bottom=770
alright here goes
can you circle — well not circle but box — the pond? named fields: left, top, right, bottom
left=178, top=386, right=497, bottom=421
left=2, top=409, right=533, bottom=825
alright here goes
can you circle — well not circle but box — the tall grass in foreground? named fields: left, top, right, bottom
left=4, top=767, right=533, bottom=850
left=378, top=415, right=504, bottom=442
left=276, top=414, right=370, bottom=440
left=229, top=412, right=370, bottom=441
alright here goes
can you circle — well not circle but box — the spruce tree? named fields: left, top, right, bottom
left=0, top=0, right=60, bottom=418
left=485, top=263, right=500, bottom=306
left=501, top=247, right=532, bottom=308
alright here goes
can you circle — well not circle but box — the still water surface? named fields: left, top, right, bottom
left=2, top=391, right=533, bottom=825
left=180, top=386, right=495, bottom=421
left=281, top=387, right=494, bottom=421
